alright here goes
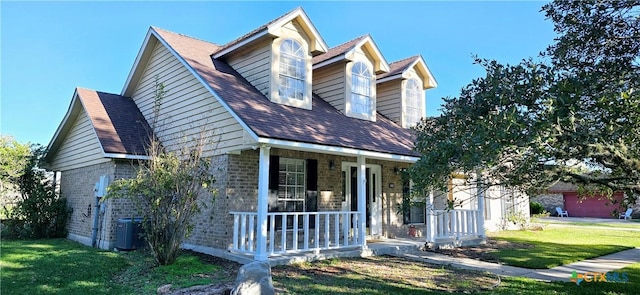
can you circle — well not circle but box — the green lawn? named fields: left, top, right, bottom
left=0, top=239, right=235, bottom=295
left=534, top=219, right=640, bottom=229
left=2, top=230, right=639, bottom=295
left=486, top=227, right=640, bottom=269
left=1, top=239, right=130, bottom=295
left=272, top=259, right=640, bottom=295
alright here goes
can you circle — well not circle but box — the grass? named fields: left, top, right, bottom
left=0, top=239, right=236, bottom=295
left=3, top=225, right=640, bottom=294
left=534, top=219, right=640, bottom=229
left=271, top=257, right=640, bottom=294
left=272, top=256, right=500, bottom=294
left=0, top=239, right=130, bottom=295
left=486, top=227, right=640, bottom=269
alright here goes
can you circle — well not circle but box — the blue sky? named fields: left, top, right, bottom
left=1, top=1, right=555, bottom=146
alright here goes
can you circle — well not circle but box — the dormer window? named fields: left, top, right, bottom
left=404, top=78, right=423, bottom=127
left=350, top=62, right=373, bottom=117
left=279, top=39, right=306, bottom=100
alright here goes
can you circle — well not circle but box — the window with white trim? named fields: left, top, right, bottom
left=350, top=62, right=373, bottom=116
left=404, top=78, right=423, bottom=127
left=278, top=39, right=306, bottom=101
left=278, top=158, right=306, bottom=212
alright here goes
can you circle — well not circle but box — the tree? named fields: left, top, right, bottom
left=0, top=135, right=31, bottom=198
left=2, top=144, right=70, bottom=238
left=411, top=0, right=640, bottom=210
left=107, top=80, right=217, bottom=265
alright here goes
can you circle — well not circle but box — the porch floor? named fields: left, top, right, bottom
left=197, top=238, right=427, bottom=266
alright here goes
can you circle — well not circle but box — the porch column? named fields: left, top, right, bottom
left=255, top=145, right=271, bottom=261
left=476, top=172, right=485, bottom=238
left=426, top=190, right=436, bottom=243
left=357, top=155, right=367, bottom=249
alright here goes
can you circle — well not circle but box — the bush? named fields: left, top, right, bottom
left=2, top=146, right=71, bottom=239
left=530, top=201, right=546, bottom=215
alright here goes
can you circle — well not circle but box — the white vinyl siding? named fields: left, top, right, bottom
left=227, top=40, right=272, bottom=97
left=49, top=110, right=110, bottom=171
left=312, top=63, right=346, bottom=113
left=376, top=80, right=402, bottom=124
left=131, top=42, right=246, bottom=155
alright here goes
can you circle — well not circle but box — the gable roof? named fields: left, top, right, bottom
left=312, top=35, right=390, bottom=74
left=152, top=27, right=418, bottom=159
left=376, top=55, right=437, bottom=89
left=44, top=88, right=152, bottom=164
left=213, top=7, right=328, bottom=59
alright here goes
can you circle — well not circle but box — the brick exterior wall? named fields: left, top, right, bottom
left=61, top=161, right=116, bottom=244
left=62, top=148, right=425, bottom=251
left=60, top=160, right=139, bottom=249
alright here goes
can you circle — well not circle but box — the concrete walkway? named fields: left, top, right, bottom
left=393, top=247, right=640, bottom=282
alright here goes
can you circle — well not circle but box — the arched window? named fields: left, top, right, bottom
left=351, top=62, right=372, bottom=115
left=279, top=39, right=306, bottom=101
left=404, top=79, right=422, bottom=126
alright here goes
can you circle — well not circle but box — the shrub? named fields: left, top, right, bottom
left=2, top=146, right=71, bottom=239
left=529, top=201, right=546, bottom=215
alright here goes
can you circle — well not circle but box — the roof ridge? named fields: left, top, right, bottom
left=329, top=34, right=368, bottom=50
left=389, top=55, right=420, bottom=65
left=216, top=7, right=301, bottom=53
left=151, top=26, right=220, bottom=46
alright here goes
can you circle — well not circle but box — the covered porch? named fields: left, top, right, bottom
left=227, top=145, right=486, bottom=260
left=228, top=145, right=377, bottom=261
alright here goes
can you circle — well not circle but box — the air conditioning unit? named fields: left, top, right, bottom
left=115, top=218, right=145, bottom=250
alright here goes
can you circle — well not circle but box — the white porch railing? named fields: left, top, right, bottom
left=230, top=211, right=362, bottom=256
left=427, top=209, right=481, bottom=242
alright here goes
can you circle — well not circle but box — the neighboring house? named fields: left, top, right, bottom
left=43, top=8, right=528, bottom=261
left=533, top=182, right=639, bottom=218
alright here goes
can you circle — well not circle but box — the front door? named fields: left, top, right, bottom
left=342, top=163, right=382, bottom=236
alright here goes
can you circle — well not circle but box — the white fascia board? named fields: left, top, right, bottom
left=312, top=54, right=346, bottom=70
left=120, top=29, right=154, bottom=96
left=376, top=74, right=403, bottom=84
left=269, top=8, right=328, bottom=52
left=45, top=90, right=80, bottom=159
left=404, top=57, right=438, bottom=89
left=103, top=153, right=151, bottom=160
left=152, top=30, right=260, bottom=142
left=212, top=30, right=269, bottom=59
left=257, top=138, right=419, bottom=163
left=351, top=36, right=390, bottom=73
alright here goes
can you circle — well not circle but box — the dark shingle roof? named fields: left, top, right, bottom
left=214, top=7, right=300, bottom=56
left=312, top=35, right=367, bottom=65
left=376, top=55, right=419, bottom=80
left=77, top=88, right=152, bottom=155
left=154, top=28, right=417, bottom=157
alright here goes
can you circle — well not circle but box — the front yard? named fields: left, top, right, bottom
left=437, top=227, right=640, bottom=269
left=2, top=224, right=639, bottom=294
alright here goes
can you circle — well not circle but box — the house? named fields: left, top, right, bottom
left=533, top=182, right=639, bottom=218
left=43, top=8, right=527, bottom=261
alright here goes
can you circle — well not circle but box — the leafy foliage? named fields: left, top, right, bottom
left=529, top=202, right=546, bottom=215
left=411, top=1, right=640, bottom=208
left=2, top=145, right=70, bottom=239
left=0, top=135, right=31, bottom=197
left=107, top=80, right=217, bottom=265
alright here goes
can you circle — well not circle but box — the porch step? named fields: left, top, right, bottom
left=265, top=238, right=426, bottom=266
